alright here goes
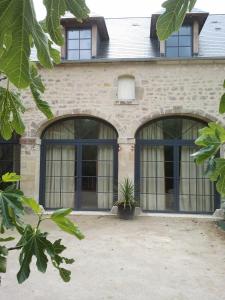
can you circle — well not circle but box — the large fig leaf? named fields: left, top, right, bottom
left=0, top=87, right=25, bottom=140
left=43, top=0, right=90, bottom=45
left=157, top=0, right=197, bottom=40
left=51, top=208, right=85, bottom=240
left=0, top=0, right=53, bottom=88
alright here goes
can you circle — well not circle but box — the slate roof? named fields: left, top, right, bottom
left=31, top=14, right=225, bottom=61
left=97, top=14, right=225, bottom=59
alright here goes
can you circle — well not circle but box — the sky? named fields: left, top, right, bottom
left=34, top=0, right=225, bottom=20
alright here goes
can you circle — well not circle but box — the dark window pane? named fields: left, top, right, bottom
left=80, top=39, right=91, bottom=49
left=68, top=30, right=79, bottom=39
left=179, top=47, right=192, bottom=57
left=137, top=118, right=205, bottom=140
left=80, top=50, right=91, bottom=59
left=80, top=29, right=91, bottom=39
left=179, top=26, right=192, bottom=35
left=179, top=36, right=192, bottom=47
left=43, top=118, right=117, bottom=140
left=68, top=39, right=79, bottom=50
left=166, top=36, right=178, bottom=46
left=67, top=50, right=79, bottom=60
left=166, top=47, right=179, bottom=57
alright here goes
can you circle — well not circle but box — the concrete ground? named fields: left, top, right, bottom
left=1, top=215, right=225, bottom=300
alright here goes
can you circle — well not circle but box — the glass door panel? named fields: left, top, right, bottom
left=140, top=145, right=176, bottom=211
left=164, top=146, right=176, bottom=211
left=179, top=146, right=214, bottom=213
left=80, top=145, right=97, bottom=209
left=45, top=144, right=76, bottom=209
left=80, top=144, right=114, bottom=210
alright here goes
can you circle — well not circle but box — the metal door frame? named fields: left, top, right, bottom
left=135, top=138, right=220, bottom=214
left=40, top=139, right=118, bottom=211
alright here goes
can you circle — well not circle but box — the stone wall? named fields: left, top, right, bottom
left=19, top=59, right=225, bottom=204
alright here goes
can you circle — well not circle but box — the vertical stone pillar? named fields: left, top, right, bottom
left=118, top=137, right=135, bottom=185
left=193, top=20, right=199, bottom=56
left=20, top=138, right=41, bottom=201
left=92, top=24, right=98, bottom=58
left=61, top=26, right=66, bottom=60
left=160, top=40, right=165, bottom=57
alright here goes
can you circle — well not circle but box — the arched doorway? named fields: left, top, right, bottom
left=40, top=117, right=118, bottom=210
left=135, top=116, right=219, bottom=213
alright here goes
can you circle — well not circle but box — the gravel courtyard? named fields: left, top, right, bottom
left=1, top=215, right=225, bottom=300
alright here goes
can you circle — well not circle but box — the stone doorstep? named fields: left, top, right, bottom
left=41, top=207, right=224, bottom=221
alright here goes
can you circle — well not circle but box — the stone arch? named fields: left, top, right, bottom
left=35, top=108, right=123, bottom=140
left=132, top=107, right=223, bottom=139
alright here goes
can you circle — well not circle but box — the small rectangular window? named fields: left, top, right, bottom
left=165, top=25, right=192, bottom=58
left=67, top=28, right=92, bottom=60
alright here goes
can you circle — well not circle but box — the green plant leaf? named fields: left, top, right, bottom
left=0, top=245, right=8, bottom=273
left=43, top=0, right=89, bottom=45
left=0, top=87, right=26, bottom=140
left=0, top=0, right=53, bottom=88
left=30, top=64, right=54, bottom=119
left=51, top=208, right=84, bottom=239
left=59, top=267, right=71, bottom=282
left=192, top=122, right=225, bottom=164
left=2, top=172, right=21, bottom=182
left=156, top=0, right=197, bottom=40
left=17, top=225, right=49, bottom=283
left=219, top=81, right=225, bottom=114
left=205, top=158, right=225, bottom=196
left=40, top=238, right=75, bottom=282
left=219, top=93, right=225, bottom=114
left=16, top=227, right=76, bottom=284
left=0, top=186, right=24, bottom=229
left=49, top=41, right=61, bottom=64
left=0, top=237, right=15, bottom=242
left=22, top=197, right=42, bottom=214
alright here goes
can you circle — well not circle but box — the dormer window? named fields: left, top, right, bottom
left=67, top=29, right=92, bottom=60
left=150, top=9, right=209, bottom=58
left=61, top=17, right=109, bottom=61
left=165, top=25, right=192, bottom=57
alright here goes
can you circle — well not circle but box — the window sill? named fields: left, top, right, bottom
left=114, top=100, right=138, bottom=105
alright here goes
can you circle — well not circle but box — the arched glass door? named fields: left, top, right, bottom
left=40, top=117, right=118, bottom=211
left=135, top=117, right=219, bottom=213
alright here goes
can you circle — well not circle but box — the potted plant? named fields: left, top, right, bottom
left=115, top=178, right=136, bottom=220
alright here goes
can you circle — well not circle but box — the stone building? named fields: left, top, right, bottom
left=3, top=10, right=225, bottom=214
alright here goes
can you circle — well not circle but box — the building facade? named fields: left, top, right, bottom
left=3, top=10, right=225, bottom=214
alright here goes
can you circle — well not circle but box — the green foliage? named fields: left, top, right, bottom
left=0, top=0, right=51, bottom=88
left=0, top=87, right=25, bottom=140
left=17, top=226, right=75, bottom=283
left=206, top=158, right=225, bottom=196
left=43, top=0, right=89, bottom=45
left=115, top=178, right=136, bottom=209
left=0, top=245, right=8, bottom=273
left=2, top=172, right=21, bottom=182
left=0, top=185, right=24, bottom=229
left=0, top=0, right=89, bottom=284
left=219, top=80, right=225, bottom=114
left=0, top=0, right=89, bottom=140
left=0, top=237, right=15, bottom=242
left=192, top=123, right=225, bottom=163
left=157, top=0, right=197, bottom=40
left=191, top=122, right=225, bottom=196
left=30, top=63, right=54, bottom=120
left=22, top=197, right=42, bottom=214
left=0, top=173, right=84, bottom=283
left=51, top=208, right=85, bottom=240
